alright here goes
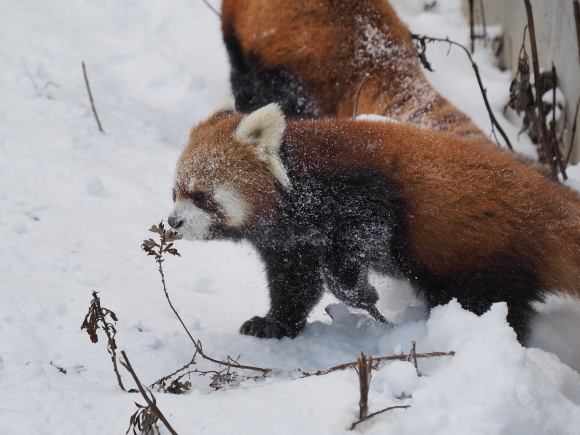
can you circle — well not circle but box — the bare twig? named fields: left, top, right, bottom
left=523, top=0, right=567, bottom=180
left=353, top=73, right=370, bottom=118
left=565, top=97, right=580, bottom=167
left=350, top=405, right=410, bottom=430
left=297, top=345, right=455, bottom=379
left=355, top=353, right=373, bottom=419
left=574, top=1, right=580, bottom=63
left=81, top=61, right=104, bottom=133
left=412, top=33, right=513, bottom=150
left=142, top=222, right=271, bottom=376
left=408, top=341, right=420, bottom=377
left=81, top=291, right=125, bottom=391
left=120, top=351, right=178, bottom=435
left=468, top=0, right=475, bottom=53
left=201, top=0, right=221, bottom=18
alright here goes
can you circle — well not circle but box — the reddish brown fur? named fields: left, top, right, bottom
left=181, top=111, right=580, bottom=297
left=174, top=112, right=282, bottom=229
left=284, top=118, right=580, bottom=293
left=222, top=0, right=491, bottom=143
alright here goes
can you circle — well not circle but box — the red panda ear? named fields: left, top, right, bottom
left=206, top=97, right=236, bottom=119
left=234, top=104, right=290, bottom=188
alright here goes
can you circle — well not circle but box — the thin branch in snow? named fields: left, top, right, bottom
left=296, top=343, right=454, bottom=379
left=574, top=1, right=580, bottom=64
left=349, top=405, right=410, bottom=431
left=81, top=291, right=126, bottom=391
left=120, top=351, right=179, bottom=435
left=81, top=61, right=104, bottom=133
left=201, top=0, right=221, bottom=18
left=355, top=352, right=373, bottom=420
left=564, top=97, right=580, bottom=167
left=142, top=222, right=271, bottom=377
left=523, top=0, right=567, bottom=180
left=411, top=33, right=513, bottom=150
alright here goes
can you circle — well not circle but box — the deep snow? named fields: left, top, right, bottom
left=1, top=0, right=580, bottom=434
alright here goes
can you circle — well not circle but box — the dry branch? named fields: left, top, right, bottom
left=353, top=73, right=370, bottom=117
left=81, top=61, right=104, bottom=133
left=297, top=346, right=454, bottom=379
left=81, top=291, right=125, bottom=391
left=574, top=1, right=580, bottom=63
left=523, top=0, right=567, bottom=180
left=349, top=405, right=410, bottom=430
left=355, top=353, right=373, bottom=419
left=565, top=98, right=580, bottom=167
left=412, top=33, right=513, bottom=150
left=142, top=222, right=271, bottom=376
left=120, top=351, right=178, bottom=435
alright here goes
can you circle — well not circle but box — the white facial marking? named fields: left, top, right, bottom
left=169, top=199, right=212, bottom=241
left=214, top=186, right=248, bottom=227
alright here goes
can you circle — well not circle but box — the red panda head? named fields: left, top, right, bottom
left=168, top=103, right=289, bottom=240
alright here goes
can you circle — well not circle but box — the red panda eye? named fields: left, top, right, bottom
left=190, top=191, right=205, bottom=202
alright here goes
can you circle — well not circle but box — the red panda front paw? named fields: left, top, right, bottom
left=239, top=316, right=304, bottom=339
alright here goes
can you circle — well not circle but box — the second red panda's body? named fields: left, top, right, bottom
left=221, top=0, right=492, bottom=144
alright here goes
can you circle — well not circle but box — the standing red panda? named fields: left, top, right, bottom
left=221, top=0, right=491, bottom=144
left=168, top=103, right=580, bottom=343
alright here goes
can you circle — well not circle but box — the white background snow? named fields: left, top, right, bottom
left=1, top=0, right=580, bottom=433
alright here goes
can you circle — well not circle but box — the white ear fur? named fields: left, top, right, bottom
left=234, top=103, right=290, bottom=188
left=208, top=97, right=236, bottom=117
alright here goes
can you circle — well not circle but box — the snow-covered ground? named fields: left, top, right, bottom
left=1, top=0, right=580, bottom=433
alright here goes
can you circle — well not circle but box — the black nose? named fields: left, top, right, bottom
left=168, top=215, right=183, bottom=229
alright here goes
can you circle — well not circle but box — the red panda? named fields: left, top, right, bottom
left=221, top=0, right=491, bottom=143
left=168, top=103, right=580, bottom=343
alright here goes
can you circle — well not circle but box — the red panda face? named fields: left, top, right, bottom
left=168, top=103, right=289, bottom=240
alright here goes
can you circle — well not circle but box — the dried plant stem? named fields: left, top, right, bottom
left=409, top=341, right=420, bottom=377
left=150, top=355, right=196, bottom=390
left=468, top=0, right=475, bottom=53
left=565, top=97, right=580, bottom=167
left=353, top=73, right=370, bottom=117
left=412, top=34, right=513, bottom=150
left=143, top=223, right=270, bottom=375
left=523, top=0, right=567, bottom=180
left=574, top=1, right=580, bottom=63
left=81, top=291, right=125, bottom=391
left=120, top=351, right=178, bottom=435
left=81, top=61, right=104, bottom=133
left=355, top=353, right=373, bottom=419
left=349, top=405, right=410, bottom=430
left=201, top=0, right=221, bottom=18
left=297, top=347, right=455, bottom=379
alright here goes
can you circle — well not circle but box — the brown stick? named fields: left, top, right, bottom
left=201, top=0, right=221, bottom=18
left=353, top=73, right=370, bottom=117
left=81, top=62, right=104, bottom=133
left=355, top=353, right=373, bottom=419
left=350, top=405, right=410, bottom=430
left=523, top=0, right=567, bottom=179
left=144, top=223, right=271, bottom=375
left=297, top=349, right=455, bottom=379
left=574, top=1, right=580, bottom=63
left=412, top=34, right=513, bottom=150
left=409, top=341, right=420, bottom=377
left=120, top=351, right=179, bottom=435
left=468, top=0, right=475, bottom=53
left=564, top=97, right=580, bottom=167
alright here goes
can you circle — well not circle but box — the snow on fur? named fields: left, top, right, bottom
left=1, top=0, right=579, bottom=434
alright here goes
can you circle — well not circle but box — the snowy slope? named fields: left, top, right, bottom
left=1, top=0, right=579, bottom=434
